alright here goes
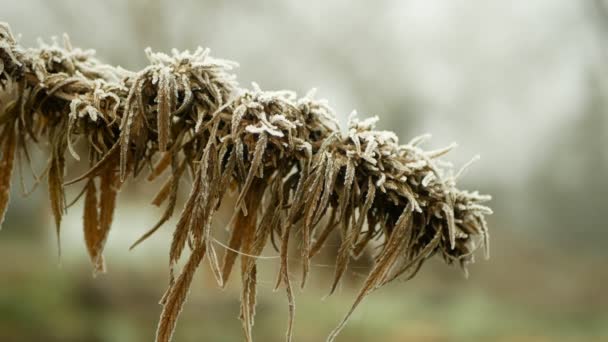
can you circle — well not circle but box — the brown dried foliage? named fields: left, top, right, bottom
left=0, top=118, right=16, bottom=228
left=0, top=23, right=492, bottom=342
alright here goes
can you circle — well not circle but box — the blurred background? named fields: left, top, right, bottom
left=1, top=0, right=607, bottom=341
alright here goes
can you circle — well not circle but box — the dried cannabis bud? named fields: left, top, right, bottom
left=0, top=23, right=492, bottom=342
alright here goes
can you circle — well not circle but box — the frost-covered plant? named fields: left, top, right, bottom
left=0, top=23, right=492, bottom=342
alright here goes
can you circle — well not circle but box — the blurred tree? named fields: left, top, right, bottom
left=528, top=0, right=608, bottom=249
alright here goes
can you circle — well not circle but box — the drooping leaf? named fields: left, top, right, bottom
left=0, top=121, right=16, bottom=229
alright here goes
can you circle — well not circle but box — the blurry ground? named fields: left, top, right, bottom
left=1, top=0, right=608, bottom=341
left=1, top=222, right=607, bottom=341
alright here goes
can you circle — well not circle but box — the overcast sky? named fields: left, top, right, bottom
left=2, top=0, right=605, bottom=252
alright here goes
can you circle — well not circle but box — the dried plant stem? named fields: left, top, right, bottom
left=0, top=22, right=492, bottom=342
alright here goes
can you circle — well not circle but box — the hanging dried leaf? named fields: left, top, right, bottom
left=0, top=121, right=16, bottom=229
left=94, top=167, right=119, bottom=269
left=156, top=243, right=207, bottom=342
left=83, top=179, right=104, bottom=273
left=157, top=67, right=173, bottom=152
left=48, top=153, right=65, bottom=255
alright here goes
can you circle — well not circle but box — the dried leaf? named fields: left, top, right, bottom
left=221, top=180, right=262, bottom=285
left=156, top=243, right=207, bottom=342
left=157, top=67, right=173, bottom=152
left=148, top=151, right=172, bottom=182
left=83, top=179, right=104, bottom=273
left=327, top=204, right=413, bottom=342
left=95, top=167, right=119, bottom=269
left=0, top=122, right=16, bottom=229
left=235, top=133, right=267, bottom=212
left=48, top=154, right=65, bottom=256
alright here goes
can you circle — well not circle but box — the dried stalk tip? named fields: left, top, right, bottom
left=0, top=22, right=492, bottom=342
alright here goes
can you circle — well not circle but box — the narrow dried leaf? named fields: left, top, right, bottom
left=83, top=179, right=104, bottom=273
left=221, top=181, right=262, bottom=286
left=327, top=205, right=413, bottom=342
left=132, top=158, right=186, bottom=250
left=151, top=176, right=172, bottom=207
left=148, top=151, right=172, bottom=182
left=0, top=122, right=16, bottom=229
left=48, top=155, right=65, bottom=256
left=156, top=243, right=207, bottom=342
left=93, top=167, right=119, bottom=271
left=157, top=67, right=173, bottom=152
left=442, top=203, right=456, bottom=250
left=169, top=168, right=201, bottom=266
left=235, top=134, right=267, bottom=211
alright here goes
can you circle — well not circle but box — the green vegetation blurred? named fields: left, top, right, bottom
left=1, top=0, right=607, bottom=341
